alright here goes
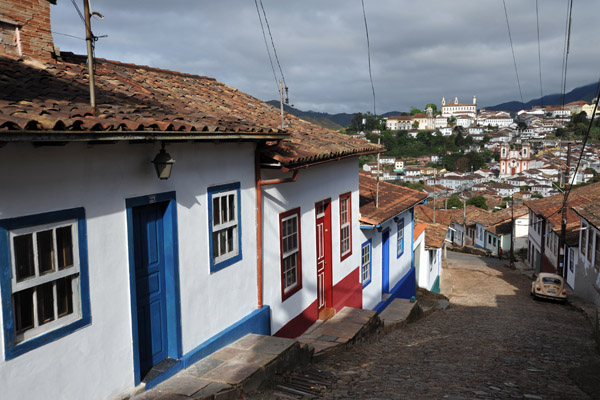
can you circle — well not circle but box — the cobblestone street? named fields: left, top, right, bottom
left=249, top=252, right=600, bottom=399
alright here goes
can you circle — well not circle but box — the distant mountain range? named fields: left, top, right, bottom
left=484, top=82, right=598, bottom=112
left=267, top=81, right=597, bottom=129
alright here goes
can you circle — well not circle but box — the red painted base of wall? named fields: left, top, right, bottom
left=274, top=267, right=363, bottom=338
left=541, top=253, right=556, bottom=273
left=274, top=300, right=318, bottom=339
left=332, top=266, right=362, bottom=311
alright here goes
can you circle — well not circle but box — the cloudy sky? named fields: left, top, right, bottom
left=50, top=1, right=600, bottom=114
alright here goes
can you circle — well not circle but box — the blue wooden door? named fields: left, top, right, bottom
left=132, top=203, right=168, bottom=377
left=382, top=229, right=390, bottom=293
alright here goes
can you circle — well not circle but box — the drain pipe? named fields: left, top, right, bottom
left=255, top=149, right=299, bottom=308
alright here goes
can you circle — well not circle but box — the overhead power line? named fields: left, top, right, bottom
left=253, top=0, right=279, bottom=92
left=361, top=0, right=376, bottom=116
left=560, top=0, right=574, bottom=108
left=259, top=0, right=287, bottom=92
left=502, top=0, right=524, bottom=106
left=535, top=0, right=543, bottom=106
left=70, top=0, right=86, bottom=25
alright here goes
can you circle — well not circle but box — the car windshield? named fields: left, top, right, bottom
left=542, top=277, right=561, bottom=285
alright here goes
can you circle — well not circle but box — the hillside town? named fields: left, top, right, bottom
left=1, top=2, right=599, bottom=400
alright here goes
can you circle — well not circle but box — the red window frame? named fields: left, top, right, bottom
left=279, top=208, right=302, bottom=301
left=339, top=192, right=352, bottom=261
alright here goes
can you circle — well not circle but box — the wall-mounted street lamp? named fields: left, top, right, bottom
left=152, top=143, right=175, bottom=180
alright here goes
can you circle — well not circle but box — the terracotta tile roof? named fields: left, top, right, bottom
left=414, top=204, right=463, bottom=227
left=423, top=223, right=448, bottom=248
left=0, top=54, right=382, bottom=167
left=414, top=223, right=426, bottom=242
left=485, top=220, right=511, bottom=236
left=359, top=172, right=427, bottom=226
left=572, top=202, right=600, bottom=231
left=526, top=182, right=600, bottom=227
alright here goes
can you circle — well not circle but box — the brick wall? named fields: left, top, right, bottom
left=0, top=0, right=55, bottom=60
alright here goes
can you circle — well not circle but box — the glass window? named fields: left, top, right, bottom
left=208, top=183, right=242, bottom=272
left=0, top=208, right=90, bottom=359
left=339, top=193, right=352, bottom=260
left=581, top=223, right=587, bottom=257
left=280, top=209, right=302, bottom=300
left=397, top=219, right=404, bottom=258
left=361, top=241, right=371, bottom=287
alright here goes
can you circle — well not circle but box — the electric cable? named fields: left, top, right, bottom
left=259, top=0, right=287, bottom=92
left=52, top=31, right=85, bottom=41
left=253, top=0, right=279, bottom=92
left=361, top=0, right=376, bottom=117
left=70, top=0, right=86, bottom=25
left=560, top=0, right=574, bottom=108
left=502, top=0, right=524, bottom=106
left=536, top=0, right=543, bottom=107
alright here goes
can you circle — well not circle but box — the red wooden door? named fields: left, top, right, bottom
left=315, top=199, right=332, bottom=313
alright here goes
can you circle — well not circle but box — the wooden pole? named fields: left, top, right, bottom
left=83, top=0, right=96, bottom=115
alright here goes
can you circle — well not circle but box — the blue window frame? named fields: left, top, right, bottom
left=0, top=207, right=91, bottom=360
left=208, top=182, right=242, bottom=273
left=397, top=218, right=404, bottom=258
left=361, top=240, right=372, bottom=288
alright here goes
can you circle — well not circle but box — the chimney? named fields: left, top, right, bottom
left=0, top=0, right=57, bottom=61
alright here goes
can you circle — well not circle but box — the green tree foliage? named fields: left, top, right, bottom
left=531, top=193, right=543, bottom=199
left=466, top=195, right=488, bottom=210
left=425, top=103, right=438, bottom=114
left=348, top=112, right=364, bottom=133
left=410, top=108, right=422, bottom=115
left=517, top=121, right=527, bottom=131
left=446, top=196, right=463, bottom=209
left=442, top=151, right=488, bottom=172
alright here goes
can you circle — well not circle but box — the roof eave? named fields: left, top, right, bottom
left=0, top=131, right=289, bottom=143
left=281, top=149, right=384, bottom=172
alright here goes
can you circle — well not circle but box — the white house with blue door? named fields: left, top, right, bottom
left=0, top=6, right=294, bottom=397
left=358, top=173, right=427, bottom=311
left=0, top=3, right=385, bottom=397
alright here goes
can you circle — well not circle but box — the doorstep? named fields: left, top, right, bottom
left=131, top=334, right=311, bottom=400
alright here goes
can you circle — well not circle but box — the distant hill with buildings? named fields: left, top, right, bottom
left=485, top=82, right=597, bottom=112
left=266, top=100, right=403, bottom=129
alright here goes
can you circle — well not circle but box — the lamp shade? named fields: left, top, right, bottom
left=152, top=147, right=175, bottom=180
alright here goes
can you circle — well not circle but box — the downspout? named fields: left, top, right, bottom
left=255, top=148, right=299, bottom=309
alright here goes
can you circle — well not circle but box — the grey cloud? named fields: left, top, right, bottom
left=50, top=0, right=600, bottom=114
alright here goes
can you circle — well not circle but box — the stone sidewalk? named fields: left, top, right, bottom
left=131, top=300, right=422, bottom=399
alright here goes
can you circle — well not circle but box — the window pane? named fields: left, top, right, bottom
left=37, top=281, right=55, bottom=326
left=213, top=197, right=220, bottom=225
left=212, top=231, right=219, bottom=258
left=219, top=230, right=226, bottom=257
left=37, top=229, right=55, bottom=275
left=226, top=227, right=234, bottom=253
left=14, top=288, right=34, bottom=334
left=56, top=226, right=73, bottom=270
left=56, top=276, right=74, bottom=318
left=228, top=194, right=235, bottom=222
left=14, top=234, right=35, bottom=282
left=221, top=196, right=227, bottom=224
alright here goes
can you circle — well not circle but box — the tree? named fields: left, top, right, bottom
left=425, top=103, right=438, bottom=114
left=446, top=196, right=463, bottom=209
left=410, top=108, right=422, bottom=115
left=412, top=120, right=420, bottom=129
left=466, top=195, right=488, bottom=210
left=517, top=122, right=527, bottom=131
left=349, top=112, right=364, bottom=132
left=571, top=111, right=587, bottom=125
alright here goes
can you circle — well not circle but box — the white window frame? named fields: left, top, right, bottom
left=211, top=188, right=239, bottom=266
left=339, top=194, right=352, bottom=259
left=281, top=212, right=300, bottom=295
left=397, top=219, right=404, bottom=258
left=361, top=241, right=371, bottom=286
left=9, top=219, right=81, bottom=344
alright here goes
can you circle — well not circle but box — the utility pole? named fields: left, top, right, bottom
left=279, top=81, right=285, bottom=130
left=433, top=172, right=436, bottom=224
left=376, top=138, right=380, bottom=209
left=83, top=0, right=96, bottom=115
left=558, top=142, right=571, bottom=277
left=510, top=192, right=515, bottom=269
left=463, top=196, right=466, bottom=247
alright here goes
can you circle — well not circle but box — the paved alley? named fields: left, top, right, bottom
left=249, top=252, right=600, bottom=399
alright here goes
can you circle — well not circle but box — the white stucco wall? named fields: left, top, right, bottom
left=0, top=141, right=259, bottom=400
left=575, top=221, right=600, bottom=306
left=261, top=158, right=360, bottom=334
